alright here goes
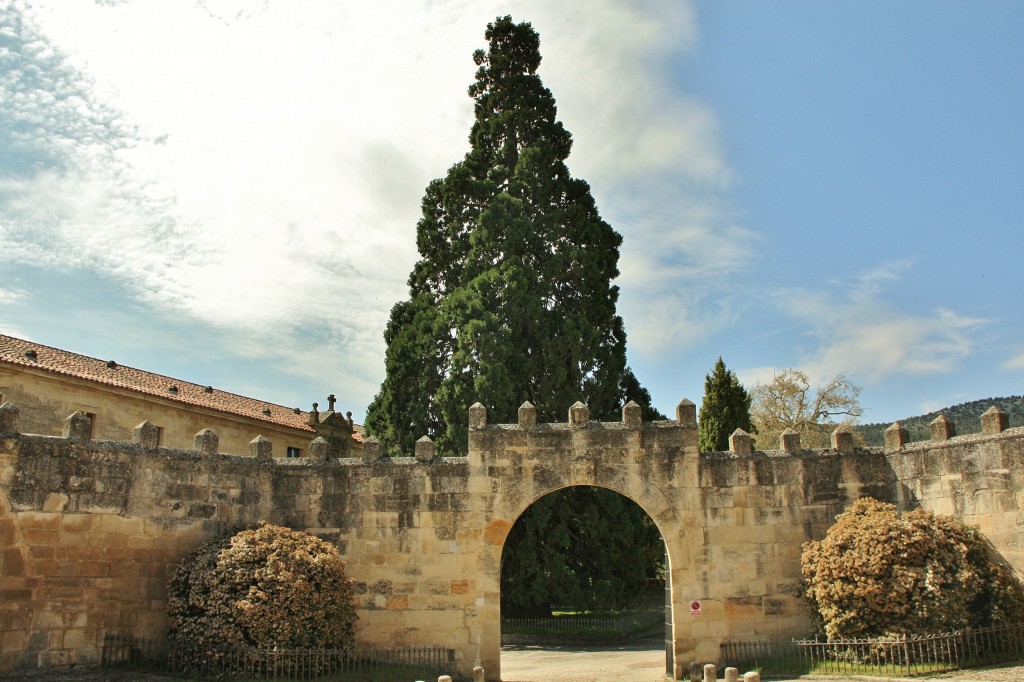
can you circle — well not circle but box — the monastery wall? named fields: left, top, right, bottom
left=0, top=399, right=1020, bottom=680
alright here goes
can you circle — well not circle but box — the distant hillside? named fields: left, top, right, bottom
left=855, top=396, right=1024, bottom=446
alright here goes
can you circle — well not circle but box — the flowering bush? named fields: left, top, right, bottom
left=167, top=522, right=357, bottom=670
left=802, top=497, right=1024, bottom=639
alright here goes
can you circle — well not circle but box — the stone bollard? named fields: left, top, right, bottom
left=724, top=666, right=739, bottom=682
left=743, top=672, right=761, bottom=682
left=472, top=665, right=485, bottom=682
left=703, top=663, right=716, bottom=682
left=688, top=661, right=703, bottom=682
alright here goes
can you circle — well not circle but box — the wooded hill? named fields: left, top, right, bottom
left=855, top=396, right=1023, bottom=446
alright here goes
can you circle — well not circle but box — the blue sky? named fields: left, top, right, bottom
left=1, top=0, right=1021, bottom=432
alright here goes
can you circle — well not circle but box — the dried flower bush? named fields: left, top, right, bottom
left=167, top=522, right=357, bottom=671
left=802, top=497, right=1024, bottom=639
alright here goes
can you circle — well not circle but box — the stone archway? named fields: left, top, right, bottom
left=465, top=400, right=703, bottom=680
left=496, top=484, right=671, bottom=674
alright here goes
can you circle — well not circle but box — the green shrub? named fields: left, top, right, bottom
left=167, top=522, right=357, bottom=670
left=801, top=498, right=1024, bottom=639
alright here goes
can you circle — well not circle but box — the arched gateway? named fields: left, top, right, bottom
left=1, top=400, right=1022, bottom=679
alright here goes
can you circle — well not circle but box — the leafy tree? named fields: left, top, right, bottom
left=365, top=15, right=660, bottom=456
left=501, top=487, right=663, bottom=618
left=366, top=16, right=664, bottom=618
left=802, top=498, right=1024, bottom=639
left=751, top=369, right=862, bottom=449
left=698, top=357, right=753, bottom=452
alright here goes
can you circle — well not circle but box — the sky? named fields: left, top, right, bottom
left=1, top=0, right=1022, bottom=433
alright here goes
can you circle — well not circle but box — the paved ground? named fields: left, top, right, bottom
left=3, top=647, right=1022, bottom=681
left=498, top=643, right=1024, bottom=682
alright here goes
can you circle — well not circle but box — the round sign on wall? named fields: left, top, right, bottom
left=690, top=600, right=701, bottom=616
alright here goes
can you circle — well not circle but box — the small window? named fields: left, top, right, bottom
left=155, top=426, right=164, bottom=446
left=84, top=412, right=96, bottom=439
left=286, top=446, right=301, bottom=459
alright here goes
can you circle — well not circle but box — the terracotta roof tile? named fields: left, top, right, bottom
left=0, top=334, right=322, bottom=433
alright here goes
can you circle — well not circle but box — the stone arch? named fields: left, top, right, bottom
left=467, top=407, right=701, bottom=680
left=495, top=482, right=678, bottom=673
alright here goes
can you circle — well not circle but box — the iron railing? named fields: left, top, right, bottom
left=721, top=623, right=1024, bottom=678
left=502, top=610, right=663, bottom=636
left=102, top=634, right=456, bottom=681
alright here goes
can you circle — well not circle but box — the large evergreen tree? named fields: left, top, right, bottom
left=366, top=16, right=663, bottom=617
left=366, top=16, right=659, bottom=455
left=698, top=357, right=753, bottom=452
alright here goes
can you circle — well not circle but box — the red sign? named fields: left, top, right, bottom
left=690, top=600, right=701, bottom=616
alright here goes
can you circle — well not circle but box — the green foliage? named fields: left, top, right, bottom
left=855, top=395, right=1024, bottom=446
left=698, top=357, right=753, bottom=452
left=802, top=498, right=1024, bottom=639
left=500, top=487, right=663, bottom=618
left=365, top=15, right=661, bottom=456
left=167, top=523, right=357, bottom=671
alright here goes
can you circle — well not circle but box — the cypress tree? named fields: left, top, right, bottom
left=365, top=17, right=665, bottom=616
left=698, top=357, right=754, bottom=452
left=366, top=16, right=659, bottom=454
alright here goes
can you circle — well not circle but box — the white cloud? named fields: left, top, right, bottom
left=1004, top=352, right=1024, bottom=371
left=772, top=265, right=986, bottom=385
left=1, top=0, right=742, bottom=413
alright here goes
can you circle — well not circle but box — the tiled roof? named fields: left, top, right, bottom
left=0, top=333, right=319, bottom=433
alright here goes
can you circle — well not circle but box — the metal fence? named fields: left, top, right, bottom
left=721, top=623, right=1024, bottom=678
left=102, top=634, right=456, bottom=681
left=502, top=610, right=663, bottom=636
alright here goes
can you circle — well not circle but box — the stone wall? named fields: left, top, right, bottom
left=0, top=399, right=1021, bottom=680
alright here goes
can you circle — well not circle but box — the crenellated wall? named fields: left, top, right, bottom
left=0, top=399, right=1021, bottom=680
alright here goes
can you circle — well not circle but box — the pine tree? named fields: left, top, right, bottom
left=366, top=16, right=659, bottom=455
left=698, top=357, right=753, bottom=452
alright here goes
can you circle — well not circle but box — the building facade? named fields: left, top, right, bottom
left=0, top=334, right=358, bottom=459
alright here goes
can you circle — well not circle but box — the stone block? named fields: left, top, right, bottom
left=468, top=403, right=488, bottom=429
left=249, top=435, right=273, bottom=460
left=63, top=411, right=92, bottom=441
left=676, top=399, right=697, bottom=426
left=132, top=421, right=160, bottom=449
left=729, top=429, right=752, bottom=455
left=930, top=414, right=956, bottom=441
left=831, top=427, right=854, bottom=453
left=568, top=401, right=589, bottom=427
left=622, top=400, right=642, bottom=425
left=193, top=428, right=219, bottom=455
left=415, top=436, right=436, bottom=462
left=0, top=402, right=19, bottom=433
left=981, top=406, right=1008, bottom=434
left=779, top=429, right=801, bottom=453
left=884, top=422, right=908, bottom=451
left=518, top=402, right=537, bottom=429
